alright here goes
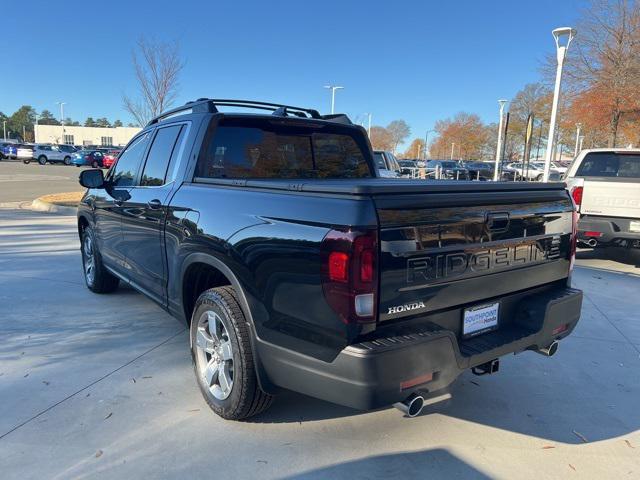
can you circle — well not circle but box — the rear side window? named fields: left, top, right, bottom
left=373, top=152, right=387, bottom=169
left=576, top=152, right=640, bottom=179
left=111, top=132, right=152, bottom=187
left=196, top=119, right=372, bottom=179
left=140, top=125, right=183, bottom=186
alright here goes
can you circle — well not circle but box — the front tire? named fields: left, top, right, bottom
left=81, top=226, right=119, bottom=293
left=63, top=156, right=71, bottom=165
left=191, top=286, right=273, bottom=420
left=38, top=155, right=47, bottom=165
left=23, top=159, right=31, bottom=164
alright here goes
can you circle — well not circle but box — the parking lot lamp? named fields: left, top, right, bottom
left=363, top=112, right=372, bottom=137
left=543, top=27, right=576, bottom=181
left=493, top=100, right=508, bottom=181
left=574, top=123, right=582, bottom=157
left=2, top=120, right=5, bottom=140
left=56, top=102, right=66, bottom=144
left=424, top=130, right=435, bottom=160
left=323, top=85, right=344, bottom=114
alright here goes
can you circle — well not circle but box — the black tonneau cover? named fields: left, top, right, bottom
left=194, top=177, right=567, bottom=195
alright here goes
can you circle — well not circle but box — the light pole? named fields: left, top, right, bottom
left=363, top=112, right=372, bottom=137
left=493, top=100, right=508, bottom=181
left=579, top=135, right=584, bottom=152
left=323, top=85, right=344, bottom=114
left=574, top=123, right=582, bottom=157
left=543, top=27, right=576, bottom=181
left=2, top=120, right=6, bottom=140
left=56, top=101, right=66, bottom=144
left=424, top=129, right=434, bottom=160
left=450, top=142, right=455, bottom=160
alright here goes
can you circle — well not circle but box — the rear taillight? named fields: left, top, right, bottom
left=570, top=186, right=583, bottom=212
left=321, top=229, right=378, bottom=324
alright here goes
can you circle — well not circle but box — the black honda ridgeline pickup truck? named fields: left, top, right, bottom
left=77, top=99, right=583, bottom=420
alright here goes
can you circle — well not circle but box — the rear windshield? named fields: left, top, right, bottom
left=196, top=118, right=372, bottom=179
left=576, top=152, right=640, bottom=179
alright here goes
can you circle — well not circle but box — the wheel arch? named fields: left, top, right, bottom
left=179, top=252, right=277, bottom=394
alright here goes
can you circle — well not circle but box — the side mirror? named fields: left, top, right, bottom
left=79, top=169, right=105, bottom=189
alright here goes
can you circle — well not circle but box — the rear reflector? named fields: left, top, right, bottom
left=552, top=323, right=569, bottom=335
left=400, top=372, right=434, bottom=391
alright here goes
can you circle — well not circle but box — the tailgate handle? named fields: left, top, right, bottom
left=486, top=212, right=510, bottom=231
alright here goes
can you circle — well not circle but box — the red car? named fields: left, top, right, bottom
left=103, top=149, right=121, bottom=168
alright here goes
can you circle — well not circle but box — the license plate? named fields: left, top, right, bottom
left=630, top=221, right=640, bottom=233
left=463, top=302, right=499, bottom=338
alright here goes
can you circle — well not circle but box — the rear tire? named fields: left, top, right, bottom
left=81, top=226, right=119, bottom=293
left=23, top=159, right=31, bottom=164
left=91, top=160, right=99, bottom=168
left=190, top=286, right=273, bottom=420
left=38, top=155, right=47, bottom=165
left=63, top=156, right=71, bottom=165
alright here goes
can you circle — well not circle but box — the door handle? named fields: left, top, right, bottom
left=147, top=199, right=162, bottom=210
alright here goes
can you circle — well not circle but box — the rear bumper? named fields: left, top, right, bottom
left=578, top=215, right=640, bottom=248
left=257, top=287, right=582, bottom=410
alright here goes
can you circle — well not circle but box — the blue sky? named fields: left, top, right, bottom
left=0, top=0, right=582, bottom=145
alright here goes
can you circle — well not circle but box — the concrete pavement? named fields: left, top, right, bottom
left=0, top=207, right=639, bottom=479
left=0, top=161, right=86, bottom=203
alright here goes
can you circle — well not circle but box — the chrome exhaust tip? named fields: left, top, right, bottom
left=586, top=238, right=598, bottom=247
left=537, top=340, right=559, bottom=357
left=394, top=394, right=425, bottom=417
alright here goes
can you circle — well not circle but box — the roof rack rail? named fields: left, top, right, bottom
left=146, top=98, right=352, bottom=126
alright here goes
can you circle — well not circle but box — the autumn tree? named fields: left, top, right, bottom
left=430, top=112, right=488, bottom=160
left=369, top=126, right=393, bottom=151
left=123, top=38, right=185, bottom=126
left=402, top=138, right=425, bottom=159
left=561, top=0, right=640, bottom=147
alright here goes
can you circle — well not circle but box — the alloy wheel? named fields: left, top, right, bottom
left=195, top=310, right=234, bottom=400
left=82, top=234, right=95, bottom=285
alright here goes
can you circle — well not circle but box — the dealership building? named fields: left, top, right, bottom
left=34, top=124, right=141, bottom=147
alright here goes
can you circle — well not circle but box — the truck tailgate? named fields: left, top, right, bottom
left=375, top=186, right=573, bottom=323
left=581, top=179, right=640, bottom=218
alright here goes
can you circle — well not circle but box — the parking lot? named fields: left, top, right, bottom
left=1, top=163, right=639, bottom=479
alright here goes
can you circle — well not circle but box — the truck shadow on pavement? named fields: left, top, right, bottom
left=283, top=448, right=491, bottom=480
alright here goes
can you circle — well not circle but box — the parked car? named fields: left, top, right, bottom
left=1, top=142, right=18, bottom=159
left=503, top=162, right=556, bottom=181
left=16, top=144, right=34, bottom=161
left=76, top=98, right=582, bottom=421
left=25, top=144, right=73, bottom=165
left=463, top=161, right=494, bottom=180
left=426, top=160, right=469, bottom=179
left=72, top=150, right=105, bottom=168
left=565, top=148, right=640, bottom=249
left=373, top=150, right=403, bottom=178
left=102, top=149, right=121, bottom=169
left=398, top=159, right=419, bottom=177
left=58, top=144, right=78, bottom=155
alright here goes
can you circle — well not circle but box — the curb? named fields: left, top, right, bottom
left=31, top=198, right=78, bottom=216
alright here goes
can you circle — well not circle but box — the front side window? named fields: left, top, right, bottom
left=140, top=125, right=183, bottom=186
left=195, top=118, right=372, bottom=179
left=576, top=152, right=640, bottom=179
left=110, top=132, right=151, bottom=187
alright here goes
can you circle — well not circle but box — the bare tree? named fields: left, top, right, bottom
left=123, top=38, right=185, bottom=126
left=386, top=120, right=411, bottom=154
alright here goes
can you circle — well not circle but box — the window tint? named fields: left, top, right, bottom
left=111, top=132, right=151, bottom=187
left=373, top=152, right=387, bottom=169
left=140, top=125, right=183, bottom=186
left=196, top=119, right=371, bottom=179
left=576, top=152, right=640, bottom=179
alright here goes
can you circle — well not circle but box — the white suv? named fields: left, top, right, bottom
left=27, top=144, right=74, bottom=165
left=565, top=148, right=640, bottom=249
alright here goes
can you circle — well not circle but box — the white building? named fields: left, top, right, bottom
left=34, top=124, right=141, bottom=147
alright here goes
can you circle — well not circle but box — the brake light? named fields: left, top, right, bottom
left=583, top=231, right=602, bottom=238
left=321, top=229, right=378, bottom=324
left=570, top=186, right=583, bottom=211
